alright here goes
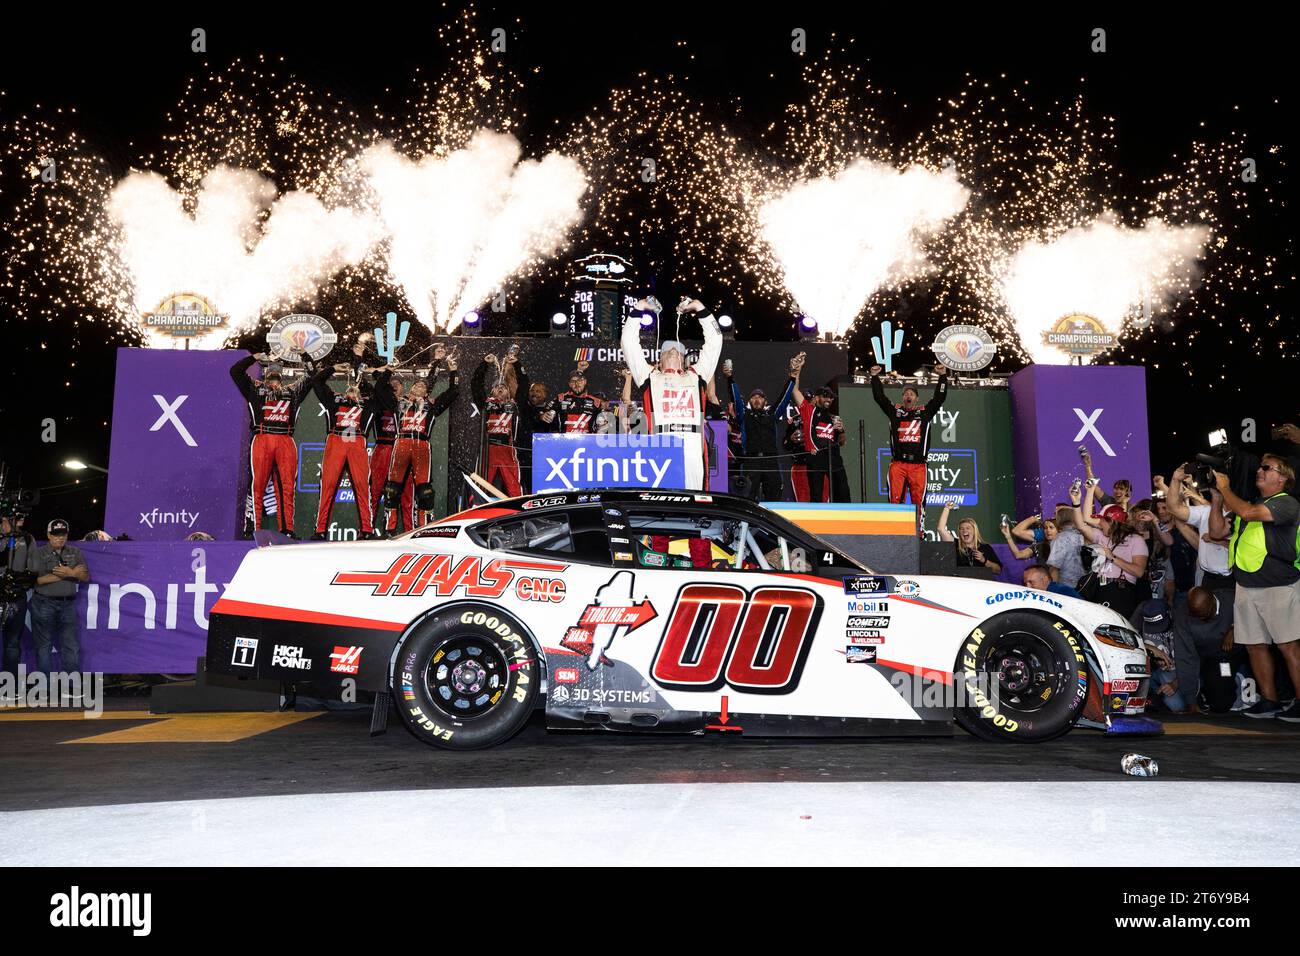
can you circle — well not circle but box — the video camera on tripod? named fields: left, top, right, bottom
left=0, top=463, right=39, bottom=602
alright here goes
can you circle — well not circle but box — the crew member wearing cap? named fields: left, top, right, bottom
left=723, top=353, right=801, bottom=501
left=621, top=295, right=722, bottom=492
left=473, top=351, right=529, bottom=498
left=792, top=379, right=851, bottom=503
left=230, top=352, right=326, bottom=537
left=28, top=519, right=90, bottom=678
left=311, top=364, right=381, bottom=540
left=1072, top=483, right=1149, bottom=617
left=377, top=353, right=460, bottom=532
left=869, top=364, right=948, bottom=512
left=556, top=360, right=605, bottom=434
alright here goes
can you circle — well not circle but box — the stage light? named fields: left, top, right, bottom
left=550, top=311, right=570, bottom=337
left=639, top=311, right=656, bottom=328
left=63, top=459, right=108, bottom=474
left=797, top=316, right=819, bottom=341
left=718, top=314, right=735, bottom=340
left=459, top=310, right=482, bottom=336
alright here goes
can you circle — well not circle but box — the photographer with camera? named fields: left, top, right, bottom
left=1212, top=455, right=1300, bottom=720
left=28, top=518, right=90, bottom=680
left=1071, top=483, right=1149, bottom=617
left=1157, top=466, right=1234, bottom=593
left=1, top=512, right=35, bottom=681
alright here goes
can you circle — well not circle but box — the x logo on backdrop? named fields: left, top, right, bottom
left=149, top=394, right=197, bottom=447
left=1071, top=407, right=1115, bottom=457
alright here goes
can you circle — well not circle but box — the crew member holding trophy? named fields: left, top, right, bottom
left=620, top=295, right=722, bottom=492
left=312, top=365, right=382, bottom=540
left=378, top=352, right=460, bottom=532
left=472, top=347, right=529, bottom=498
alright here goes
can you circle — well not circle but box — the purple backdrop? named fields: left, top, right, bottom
left=104, top=348, right=251, bottom=540
left=1010, top=365, right=1152, bottom=519
left=17, top=541, right=254, bottom=673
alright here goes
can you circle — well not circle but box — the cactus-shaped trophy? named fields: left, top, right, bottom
left=374, top=311, right=410, bottom=364
left=870, top=320, right=905, bottom=373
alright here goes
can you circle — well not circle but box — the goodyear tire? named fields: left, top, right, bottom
left=392, top=603, right=538, bottom=750
left=953, top=612, right=1089, bottom=743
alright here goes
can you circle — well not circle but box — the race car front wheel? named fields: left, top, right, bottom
left=391, top=603, right=539, bottom=750
left=953, top=612, right=1090, bottom=743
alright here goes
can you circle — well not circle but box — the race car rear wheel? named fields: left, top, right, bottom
left=953, top=612, right=1089, bottom=743
left=391, top=604, right=538, bottom=750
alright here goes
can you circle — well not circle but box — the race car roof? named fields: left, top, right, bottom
left=437, top=489, right=772, bottom=524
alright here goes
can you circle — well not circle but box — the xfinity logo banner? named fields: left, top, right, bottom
left=105, top=349, right=251, bottom=540
left=1009, top=365, right=1151, bottom=519
left=533, top=434, right=687, bottom=492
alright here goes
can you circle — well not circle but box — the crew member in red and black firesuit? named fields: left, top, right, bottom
left=870, top=363, right=948, bottom=512
left=784, top=406, right=824, bottom=502
left=377, top=352, right=459, bottom=532
left=311, top=363, right=383, bottom=540
left=358, top=344, right=447, bottom=532
left=471, top=349, right=530, bottom=498
left=792, top=369, right=851, bottom=503
left=556, top=361, right=605, bottom=434
left=230, top=353, right=325, bottom=537
left=518, top=380, right=558, bottom=494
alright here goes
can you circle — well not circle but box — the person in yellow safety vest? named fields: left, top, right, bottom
left=1212, top=454, right=1300, bottom=721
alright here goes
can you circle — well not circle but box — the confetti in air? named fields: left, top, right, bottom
left=995, top=216, right=1210, bottom=364
left=358, top=130, right=586, bottom=333
left=755, top=160, right=968, bottom=338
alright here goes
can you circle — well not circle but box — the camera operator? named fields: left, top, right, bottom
left=1156, top=466, right=1233, bottom=593
left=28, top=518, right=90, bottom=679
left=1212, top=456, right=1300, bottom=721
left=1, top=513, right=35, bottom=680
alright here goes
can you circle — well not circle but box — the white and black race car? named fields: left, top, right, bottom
left=207, top=490, right=1150, bottom=749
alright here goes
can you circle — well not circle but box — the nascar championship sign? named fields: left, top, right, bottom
left=532, top=434, right=687, bottom=492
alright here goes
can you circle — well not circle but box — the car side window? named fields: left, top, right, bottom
left=621, top=509, right=811, bottom=572
left=471, top=507, right=610, bottom=564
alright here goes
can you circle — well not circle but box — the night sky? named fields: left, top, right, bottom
left=0, top=8, right=1292, bottom=532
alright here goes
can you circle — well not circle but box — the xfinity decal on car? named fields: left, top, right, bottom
left=844, top=576, right=890, bottom=595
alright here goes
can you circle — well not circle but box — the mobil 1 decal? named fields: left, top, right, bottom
left=650, top=581, right=823, bottom=694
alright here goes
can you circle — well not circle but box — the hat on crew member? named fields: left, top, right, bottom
left=47, top=518, right=70, bottom=536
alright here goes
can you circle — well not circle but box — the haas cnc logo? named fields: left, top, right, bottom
left=560, top=570, right=657, bottom=670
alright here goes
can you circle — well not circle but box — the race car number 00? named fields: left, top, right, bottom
left=650, top=584, right=819, bottom=693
